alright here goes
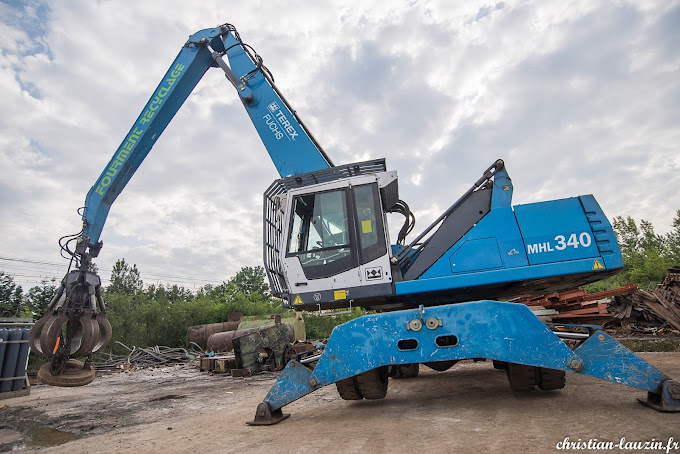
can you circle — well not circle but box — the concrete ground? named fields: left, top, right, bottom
left=1, top=353, right=679, bottom=453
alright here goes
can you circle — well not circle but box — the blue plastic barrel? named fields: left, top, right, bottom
left=12, top=328, right=30, bottom=391
left=0, top=328, right=7, bottom=378
left=1, top=329, right=21, bottom=393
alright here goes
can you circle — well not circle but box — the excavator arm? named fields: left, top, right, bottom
left=30, top=23, right=332, bottom=383
left=81, top=23, right=332, bottom=259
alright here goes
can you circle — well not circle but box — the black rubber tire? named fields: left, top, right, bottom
left=400, top=363, right=419, bottom=378
left=355, top=366, right=389, bottom=399
left=506, top=363, right=537, bottom=392
left=336, top=377, right=363, bottom=400
left=492, top=360, right=508, bottom=370
left=392, top=363, right=420, bottom=379
left=423, top=360, right=457, bottom=372
left=537, top=367, right=566, bottom=391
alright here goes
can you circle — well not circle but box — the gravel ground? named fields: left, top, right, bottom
left=1, top=353, right=679, bottom=453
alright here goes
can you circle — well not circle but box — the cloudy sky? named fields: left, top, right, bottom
left=1, top=0, right=678, bottom=289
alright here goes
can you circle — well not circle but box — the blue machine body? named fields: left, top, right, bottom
left=396, top=195, right=622, bottom=297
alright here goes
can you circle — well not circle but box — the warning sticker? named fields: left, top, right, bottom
left=592, top=259, right=605, bottom=270
left=361, top=220, right=373, bottom=234
left=293, top=294, right=303, bottom=305
left=334, top=290, right=347, bottom=300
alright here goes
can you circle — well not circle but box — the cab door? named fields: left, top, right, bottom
left=281, top=179, right=394, bottom=309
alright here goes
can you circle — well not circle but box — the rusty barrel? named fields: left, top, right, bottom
left=207, top=323, right=294, bottom=352
left=186, top=321, right=240, bottom=350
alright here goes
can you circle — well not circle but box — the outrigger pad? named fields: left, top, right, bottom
left=638, top=380, right=680, bottom=412
left=247, top=402, right=290, bottom=426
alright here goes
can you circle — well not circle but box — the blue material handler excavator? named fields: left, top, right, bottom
left=29, top=23, right=680, bottom=424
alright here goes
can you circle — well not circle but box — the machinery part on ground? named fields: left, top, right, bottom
left=335, top=377, right=363, bottom=400
left=207, top=323, right=294, bottom=353
left=232, top=324, right=292, bottom=374
left=283, top=341, right=320, bottom=364
left=390, top=363, right=420, bottom=379
left=185, top=319, right=241, bottom=350
left=37, top=360, right=95, bottom=387
left=293, top=312, right=306, bottom=342
left=423, top=360, right=458, bottom=372
left=250, top=302, right=680, bottom=424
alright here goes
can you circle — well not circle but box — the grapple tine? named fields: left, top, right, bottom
left=92, top=313, right=112, bottom=354
left=39, top=310, right=69, bottom=359
left=28, top=313, right=51, bottom=355
left=70, top=312, right=100, bottom=358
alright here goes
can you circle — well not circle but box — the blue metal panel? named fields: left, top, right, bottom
left=514, top=197, right=600, bottom=266
left=223, top=35, right=331, bottom=177
left=418, top=206, right=528, bottom=280
left=395, top=256, right=609, bottom=295
left=490, top=167, right=513, bottom=209
left=448, top=237, right=503, bottom=274
left=574, top=331, right=667, bottom=393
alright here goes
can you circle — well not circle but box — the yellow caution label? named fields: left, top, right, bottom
left=592, top=259, right=605, bottom=270
left=293, top=294, right=303, bottom=305
left=361, top=220, right=373, bottom=234
left=334, top=290, right=347, bottom=300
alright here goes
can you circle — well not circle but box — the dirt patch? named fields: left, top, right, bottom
left=1, top=355, right=679, bottom=453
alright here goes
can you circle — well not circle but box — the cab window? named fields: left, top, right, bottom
left=288, top=189, right=354, bottom=278
left=353, top=184, right=386, bottom=264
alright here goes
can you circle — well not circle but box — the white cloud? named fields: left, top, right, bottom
left=0, top=0, right=678, bottom=288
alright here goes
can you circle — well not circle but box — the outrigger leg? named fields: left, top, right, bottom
left=249, top=301, right=680, bottom=425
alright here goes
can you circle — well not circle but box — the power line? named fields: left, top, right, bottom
left=0, top=255, right=227, bottom=289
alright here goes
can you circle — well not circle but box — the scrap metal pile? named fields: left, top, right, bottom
left=609, top=267, right=680, bottom=332
left=191, top=313, right=321, bottom=377
left=91, top=342, right=192, bottom=370
left=514, top=267, right=680, bottom=334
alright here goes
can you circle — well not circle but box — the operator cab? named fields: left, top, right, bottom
left=264, top=160, right=398, bottom=310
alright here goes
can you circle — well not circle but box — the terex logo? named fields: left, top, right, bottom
left=262, top=101, right=299, bottom=141
left=267, top=101, right=280, bottom=113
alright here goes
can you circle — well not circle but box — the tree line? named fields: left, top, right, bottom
left=1, top=210, right=678, bottom=347
left=586, top=210, right=680, bottom=291
left=1, top=262, right=291, bottom=347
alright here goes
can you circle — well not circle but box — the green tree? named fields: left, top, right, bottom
left=0, top=271, right=23, bottom=316
left=107, top=259, right=143, bottom=294
left=105, top=291, right=150, bottom=347
left=666, top=210, right=680, bottom=265
left=25, top=278, right=59, bottom=318
left=589, top=214, right=677, bottom=291
left=228, top=266, right=269, bottom=298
